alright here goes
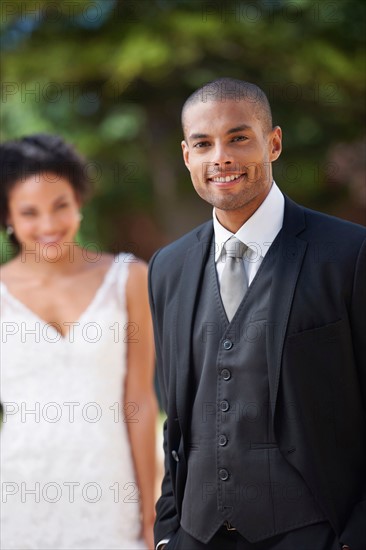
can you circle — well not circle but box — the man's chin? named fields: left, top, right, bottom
left=210, top=197, right=249, bottom=212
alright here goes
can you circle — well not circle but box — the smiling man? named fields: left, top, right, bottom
left=148, top=78, right=366, bottom=550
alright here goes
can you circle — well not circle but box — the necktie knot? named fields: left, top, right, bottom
left=224, top=237, right=247, bottom=261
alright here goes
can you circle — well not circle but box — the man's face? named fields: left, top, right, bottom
left=181, top=99, right=282, bottom=225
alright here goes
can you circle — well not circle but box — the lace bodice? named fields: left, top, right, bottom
left=0, top=253, right=146, bottom=549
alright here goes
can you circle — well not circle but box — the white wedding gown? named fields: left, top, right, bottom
left=0, top=254, right=147, bottom=549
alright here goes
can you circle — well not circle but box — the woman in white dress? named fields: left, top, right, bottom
left=0, top=134, right=158, bottom=549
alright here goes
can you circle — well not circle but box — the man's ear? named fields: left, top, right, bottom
left=181, top=140, right=191, bottom=171
left=269, top=126, right=282, bottom=162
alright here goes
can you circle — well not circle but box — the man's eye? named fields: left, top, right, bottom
left=21, top=211, right=36, bottom=217
left=193, top=141, right=210, bottom=148
left=56, top=203, right=68, bottom=209
left=232, top=136, right=248, bottom=142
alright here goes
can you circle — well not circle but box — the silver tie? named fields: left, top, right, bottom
left=220, top=237, right=248, bottom=322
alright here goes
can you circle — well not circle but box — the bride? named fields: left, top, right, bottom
left=0, top=134, right=157, bottom=549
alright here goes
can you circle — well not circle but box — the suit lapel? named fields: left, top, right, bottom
left=267, top=197, right=308, bottom=417
left=175, top=222, right=214, bottom=433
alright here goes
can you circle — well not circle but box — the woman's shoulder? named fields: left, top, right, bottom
left=124, top=256, right=148, bottom=303
left=78, top=251, right=115, bottom=278
left=97, top=252, right=115, bottom=270
left=125, top=255, right=147, bottom=276
left=112, top=251, right=147, bottom=276
left=0, top=257, right=22, bottom=287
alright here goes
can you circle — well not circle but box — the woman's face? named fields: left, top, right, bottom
left=7, top=172, right=81, bottom=261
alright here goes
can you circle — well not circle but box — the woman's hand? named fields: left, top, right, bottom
left=142, top=518, right=155, bottom=549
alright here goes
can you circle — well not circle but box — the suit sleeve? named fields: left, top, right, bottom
left=148, top=252, right=180, bottom=545
left=339, top=237, right=366, bottom=550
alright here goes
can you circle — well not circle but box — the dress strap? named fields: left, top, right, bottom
left=113, top=252, right=138, bottom=307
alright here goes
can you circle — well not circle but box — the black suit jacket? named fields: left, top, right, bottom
left=148, top=196, right=366, bottom=549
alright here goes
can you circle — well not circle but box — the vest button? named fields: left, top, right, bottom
left=223, top=339, right=233, bottom=350
left=218, top=435, right=228, bottom=446
left=218, top=468, right=229, bottom=481
left=221, top=368, right=231, bottom=380
left=219, top=400, right=230, bottom=412
left=171, top=450, right=179, bottom=462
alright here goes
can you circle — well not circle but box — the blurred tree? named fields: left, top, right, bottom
left=1, top=0, right=365, bottom=263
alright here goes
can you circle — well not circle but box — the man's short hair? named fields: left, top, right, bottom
left=182, top=78, right=273, bottom=137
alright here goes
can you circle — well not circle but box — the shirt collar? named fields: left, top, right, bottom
left=213, top=181, right=285, bottom=262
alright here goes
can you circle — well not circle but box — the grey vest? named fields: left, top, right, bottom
left=180, top=236, right=325, bottom=543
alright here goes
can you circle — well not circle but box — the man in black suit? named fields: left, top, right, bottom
left=148, top=78, right=365, bottom=550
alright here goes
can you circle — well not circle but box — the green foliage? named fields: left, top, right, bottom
left=1, top=0, right=365, bottom=260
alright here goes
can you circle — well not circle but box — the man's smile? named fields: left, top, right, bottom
left=208, top=173, right=246, bottom=187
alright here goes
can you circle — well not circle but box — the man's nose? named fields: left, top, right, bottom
left=211, top=144, right=233, bottom=166
left=204, top=144, right=235, bottom=179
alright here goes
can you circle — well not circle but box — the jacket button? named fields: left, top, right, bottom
left=218, top=468, right=229, bottom=481
left=223, top=340, right=233, bottom=350
left=218, top=435, right=228, bottom=446
left=171, top=450, right=179, bottom=462
left=219, top=400, right=230, bottom=412
left=221, top=368, right=231, bottom=380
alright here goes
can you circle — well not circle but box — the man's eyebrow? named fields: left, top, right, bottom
left=226, top=124, right=252, bottom=134
left=188, top=124, right=253, bottom=141
left=189, top=133, right=209, bottom=140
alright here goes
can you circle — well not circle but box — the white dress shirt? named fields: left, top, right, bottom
left=214, top=181, right=285, bottom=285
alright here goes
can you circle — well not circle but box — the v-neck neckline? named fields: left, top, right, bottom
left=0, top=258, right=118, bottom=340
